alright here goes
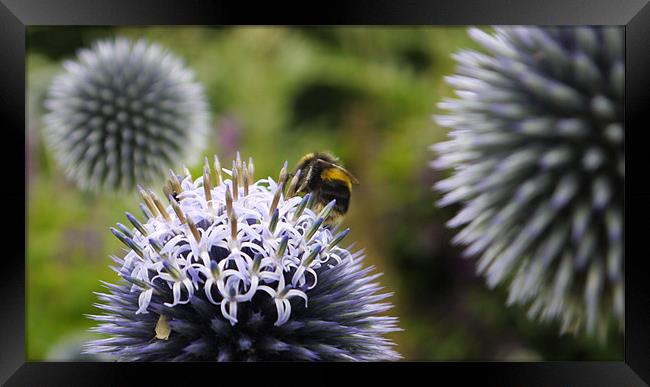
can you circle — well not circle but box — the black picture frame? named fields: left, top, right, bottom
left=2, top=0, right=648, bottom=385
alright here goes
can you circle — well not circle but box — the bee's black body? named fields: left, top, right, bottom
left=294, top=152, right=358, bottom=223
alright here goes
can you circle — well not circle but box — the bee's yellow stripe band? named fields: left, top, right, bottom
left=320, top=168, right=352, bottom=191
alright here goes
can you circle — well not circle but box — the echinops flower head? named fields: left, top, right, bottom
left=43, top=38, right=210, bottom=192
left=432, top=26, right=623, bottom=338
left=86, top=154, right=400, bottom=361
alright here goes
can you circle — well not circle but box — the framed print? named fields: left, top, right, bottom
left=1, top=0, right=648, bottom=385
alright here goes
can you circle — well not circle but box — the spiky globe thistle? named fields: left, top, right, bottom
left=43, top=38, right=210, bottom=192
left=85, top=154, right=400, bottom=361
left=432, top=26, right=624, bottom=338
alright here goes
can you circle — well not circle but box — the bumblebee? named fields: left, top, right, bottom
left=292, top=152, right=359, bottom=225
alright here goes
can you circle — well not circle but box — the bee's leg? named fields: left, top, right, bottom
left=296, top=180, right=309, bottom=195
left=296, top=165, right=313, bottom=194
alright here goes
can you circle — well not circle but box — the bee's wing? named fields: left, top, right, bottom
left=318, top=160, right=360, bottom=185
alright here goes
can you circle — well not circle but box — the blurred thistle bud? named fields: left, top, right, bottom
left=432, top=26, right=623, bottom=338
left=43, top=38, right=210, bottom=192
left=86, top=154, right=400, bottom=361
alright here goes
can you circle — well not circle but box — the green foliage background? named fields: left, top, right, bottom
left=26, top=26, right=622, bottom=361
